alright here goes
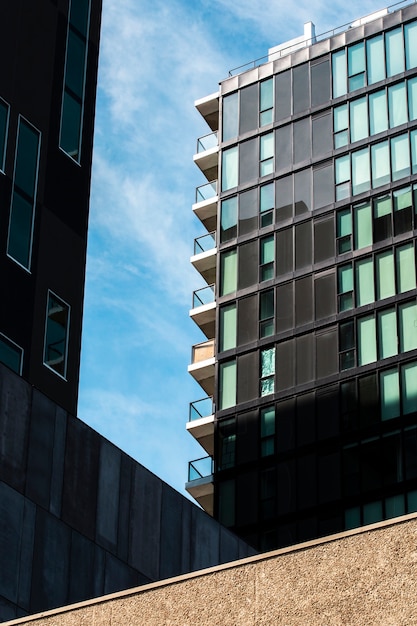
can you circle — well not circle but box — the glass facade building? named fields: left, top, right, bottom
left=187, top=2, right=417, bottom=551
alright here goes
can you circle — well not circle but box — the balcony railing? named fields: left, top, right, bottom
left=189, top=396, right=214, bottom=422
left=188, top=456, right=213, bottom=481
left=194, top=232, right=216, bottom=255
left=191, top=339, right=215, bottom=364
left=197, top=131, right=218, bottom=153
left=196, top=180, right=217, bottom=203
left=192, top=284, right=215, bottom=308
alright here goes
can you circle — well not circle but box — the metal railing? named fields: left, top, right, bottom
left=228, top=0, right=416, bottom=76
left=188, top=456, right=213, bottom=481
left=189, top=396, right=214, bottom=422
left=191, top=339, right=215, bottom=364
left=194, top=231, right=216, bottom=255
left=192, top=284, right=215, bottom=308
left=197, top=131, right=218, bottom=153
left=195, top=180, right=217, bottom=203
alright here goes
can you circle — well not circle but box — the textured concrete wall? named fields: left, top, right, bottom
left=6, top=514, right=417, bottom=626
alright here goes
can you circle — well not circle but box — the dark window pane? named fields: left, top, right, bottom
left=8, top=191, right=34, bottom=268
left=313, top=163, right=333, bottom=209
left=0, top=99, right=9, bottom=170
left=295, top=221, right=312, bottom=269
left=293, top=64, right=310, bottom=114
left=239, top=188, right=257, bottom=236
left=60, top=90, right=82, bottom=160
left=237, top=295, right=257, bottom=346
left=275, top=125, right=291, bottom=172
left=44, top=292, right=70, bottom=378
left=296, top=334, right=314, bottom=384
left=70, top=0, right=90, bottom=35
left=276, top=282, right=293, bottom=332
left=316, top=329, right=338, bottom=380
left=315, top=272, right=336, bottom=319
left=238, top=240, right=258, bottom=289
left=239, top=83, right=259, bottom=134
left=239, top=137, right=258, bottom=185
left=66, top=30, right=86, bottom=99
left=276, top=227, right=293, bottom=276
left=294, top=169, right=311, bottom=215
left=295, top=275, right=313, bottom=326
left=297, top=392, right=315, bottom=446
left=275, top=175, right=292, bottom=222
left=14, top=121, right=40, bottom=199
left=314, top=216, right=334, bottom=262
left=341, top=380, right=357, bottom=431
left=293, top=118, right=310, bottom=164
left=237, top=352, right=258, bottom=403
left=359, top=373, right=378, bottom=427
left=276, top=339, right=294, bottom=391
left=312, top=112, right=332, bottom=157
left=275, top=70, right=291, bottom=121
left=0, top=335, right=22, bottom=374
left=311, top=59, right=330, bottom=106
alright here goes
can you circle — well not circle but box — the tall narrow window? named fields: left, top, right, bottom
left=260, top=183, right=274, bottom=227
left=358, top=315, right=377, bottom=366
left=260, top=347, right=275, bottom=396
left=399, top=301, right=417, bottom=353
left=221, top=146, right=238, bottom=191
left=348, top=42, right=365, bottom=91
left=339, top=320, right=355, bottom=370
left=261, top=406, right=275, bottom=456
left=376, top=250, right=395, bottom=300
left=0, top=98, right=9, bottom=172
left=338, top=264, right=353, bottom=311
left=260, top=289, right=274, bottom=338
left=354, top=202, right=372, bottom=249
left=220, top=196, right=237, bottom=243
left=337, top=208, right=352, bottom=254
left=385, top=27, right=405, bottom=78
left=396, top=243, right=416, bottom=293
left=220, top=249, right=237, bottom=296
left=402, top=361, right=417, bottom=415
left=260, top=79, right=273, bottom=126
left=371, top=140, right=390, bottom=188
left=222, top=92, right=238, bottom=141
left=219, top=303, right=237, bottom=352
left=260, top=236, right=274, bottom=281
left=260, top=132, right=274, bottom=176
left=332, top=49, right=347, bottom=98
left=0, top=333, right=23, bottom=374
left=405, top=21, right=417, bottom=70
left=378, top=308, right=398, bottom=359
left=334, top=104, right=348, bottom=148
left=219, top=360, right=236, bottom=410
left=380, top=369, right=400, bottom=420
left=44, top=291, right=70, bottom=378
left=7, top=117, right=41, bottom=270
left=350, top=97, right=368, bottom=142
left=335, top=154, right=350, bottom=201
left=352, top=148, right=370, bottom=196
left=388, top=83, right=407, bottom=128
left=355, top=257, right=375, bottom=307
left=373, top=194, right=392, bottom=242
left=369, top=91, right=388, bottom=135
left=60, top=0, right=91, bottom=161
left=408, top=77, right=417, bottom=121
left=367, top=34, right=385, bottom=84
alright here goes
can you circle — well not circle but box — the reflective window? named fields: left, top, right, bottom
left=354, top=202, right=372, bottom=250
left=358, top=316, right=377, bottom=366
left=335, top=154, right=350, bottom=200
left=378, top=308, right=398, bottom=359
left=260, top=347, right=275, bottom=396
left=8, top=117, right=41, bottom=270
left=336, top=208, right=352, bottom=254
left=408, top=77, right=417, bottom=120
left=0, top=333, right=23, bottom=374
left=348, top=42, right=365, bottom=91
left=220, top=249, right=237, bottom=296
left=219, top=360, right=236, bottom=410
left=376, top=250, right=395, bottom=300
left=260, top=183, right=274, bottom=227
left=402, top=362, right=417, bottom=414
left=367, top=34, right=385, bottom=84
left=219, top=303, right=237, bottom=352
left=389, top=83, right=407, bottom=128
left=405, top=21, right=417, bottom=70
left=260, top=132, right=274, bottom=176
left=371, top=141, right=390, bottom=188
left=44, top=292, right=70, bottom=378
left=399, top=302, right=417, bottom=353
left=352, top=148, right=370, bottom=195
left=411, top=130, right=417, bottom=175
left=334, top=104, right=348, bottom=148
left=369, top=91, right=388, bottom=135
left=338, top=264, right=353, bottom=311
left=373, top=194, right=392, bottom=242
left=391, top=133, right=410, bottom=181
left=350, top=97, right=368, bottom=142
left=222, top=92, right=238, bottom=141
left=386, top=27, right=405, bottom=78
left=260, top=235, right=274, bottom=281
left=260, top=406, right=275, bottom=456
left=356, top=257, right=374, bottom=307
left=221, top=146, right=238, bottom=191
left=260, top=79, right=273, bottom=126
left=380, top=369, right=400, bottom=420
left=260, top=289, right=274, bottom=338
left=339, top=320, right=355, bottom=370
left=0, top=98, right=9, bottom=172
left=220, top=196, right=237, bottom=243
left=396, top=243, right=416, bottom=293
left=332, top=49, right=347, bottom=98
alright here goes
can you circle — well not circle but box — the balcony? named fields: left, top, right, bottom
left=193, top=181, right=218, bottom=232
left=190, top=232, right=216, bottom=284
left=190, top=284, right=215, bottom=339
left=188, top=339, right=215, bottom=396
left=186, top=397, right=214, bottom=455
left=193, top=131, right=218, bottom=181
left=195, top=91, right=219, bottom=132
left=185, top=455, right=214, bottom=515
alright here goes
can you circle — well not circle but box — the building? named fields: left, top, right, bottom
left=0, top=1, right=254, bottom=621
left=0, top=0, right=102, bottom=415
left=187, top=1, right=417, bottom=552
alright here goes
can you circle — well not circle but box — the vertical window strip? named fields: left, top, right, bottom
left=43, top=291, right=70, bottom=379
left=7, top=117, right=41, bottom=270
left=0, top=98, right=10, bottom=172
left=0, top=332, right=23, bottom=375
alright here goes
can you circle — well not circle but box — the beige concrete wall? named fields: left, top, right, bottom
left=6, top=514, right=417, bottom=626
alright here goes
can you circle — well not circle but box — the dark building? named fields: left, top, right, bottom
left=187, top=2, right=417, bottom=552
left=0, top=0, right=101, bottom=415
left=0, top=1, right=255, bottom=622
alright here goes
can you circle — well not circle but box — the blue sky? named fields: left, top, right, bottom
left=78, top=0, right=393, bottom=497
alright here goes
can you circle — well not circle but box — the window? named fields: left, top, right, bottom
left=369, top=91, right=388, bottom=135
left=386, top=27, right=404, bottom=78
left=219, top=303, right=237, bottom=352
left=399, top=302, right=417, bottom=353
left=380, top=369, right=400, bottom=420
left=373, top=194, right=392, bottom=241
left=220, top=249, right=237, bottom=296
left=260, top=79, right=273, bottom=126
left=402, top=361, right=417, bottom=415
left=221, top=146, right=238, bottom=191
left=44, top=291, right=70, bottom=378
left=332, top=49, right=347, bottom=98
left=358, top=315, right=377, bottom=366
left=218, top=418, right=236, bottom=470
left=393, top=186, right=412, bottom=235
left=339, top=320, right=355, bottom=370
left=378, top=308, right=398, bottom=359
left=334, top=104, right=348, bottom=148
left=260, top=132, right=274, bottom=176
left=354, top=202, right=372, bottom=249
left=335, top=154, right=350, bottom=200
left=408, top=77, right=417, bottom=121
left=338, top=264, right=353, bottom=311
left=260, top=236, right=274, bottom=281
left=0, top=97, right=9, bottom=172
left=259, top=183, right=274, bottom=227
left=222, top=92, right=238, bottom=141
left=219, top=360, right=236, bottom=410
left=367, top=34, right=385, bottom=85
left=60, top=0, right=91, bottom=161
left=220, top=196, right=237, bottom=243
left=0, top=333, right=23, bottom=374
left=376, top=250, right=395, bottom=300
left=336, top=208, right=352, bottom=253
left=348, top=42, right=365, bottom=91
left=389, top=82, right=407, bottom=128
left=350, top=97, right=368, bottom=143
left=260, top=347, right=275, bottom=396
left=371, top=140, right=390, bottom=188
left=352, top=148, right=370, bottom=196
left=391, top=133, right=410, bottom=181
left=355, top=257, right=374, bottom=307
left=260, top=289, right=274, bottom=338
left=396, top=243, right=416, bottom=293
left=7, top=117, right=41, bottom=270
left=260, top=406, right=275, bottom=456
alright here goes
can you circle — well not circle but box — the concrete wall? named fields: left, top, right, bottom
left=0, top=365, right=254, bottom=622
left=5, top=514, right=417, bottom=626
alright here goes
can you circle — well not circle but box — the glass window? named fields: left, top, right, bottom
left=340, top=320, right=355, bottom=370
left=380, top=369, right=400, bottom=420
left=348, top=42, right=365, bottom=91
left=44, top=292, right=70, bottom=378
left=260, top=79, right=273, bottom=126
left=378, top=308, right=398, bottom=359
left=388, top=82, right=407, bottom=128
left=356, top=257, right=374, bottom=307
left=261, top=406, right=275, bottom=456
left=393, top=186, right=413, bottom=235
left=260, top=132, right=274, bottom=176
left=218, top=419, right=236, bottom=470
left=396, top=243, right=416, bottom=293
left=402, top=361, right=417, bottom=414
left=369, top=90, right=388, bottom=135
left=358, top=315, right=377, bottom=365
left=0, top=333, right=23, bottom=374
left=70, top=0, right=90, bottom=35
left=220, top=196, right=237, bottom=243
left=405, top=21, right=417, bottom=70
left=0, top=98, right=9, bottom=172
left=352, top=148, right=370, bottom=196
left=373, top=194, right=392, bottom=241
left=335, top=154, right=350, bottom=201
left=350, top=97, right=368, bottom=142
left=376, top=250, right=395, bottom=300
left=260, top=183, right=274, bottom=227
left=337, top=208, right=352, bottom=254
left=367, top=34, right=386, bottom=84
left=260, top=235, right=274, bottom=282
left=219, top=303, right=237, bottom=352
left=338, top=264, right=354, bottom=311
left=219, top=360, right=236, bottom=410
left=354, top=202, right=372, bottom=249
left=221, top=146, right=238, bottom=191
left=220, top=249, right=237, bottom=296
left=385, top=27, right=405, bottom=78
left=8, top=118, right=41, bottom=270
left=260, top=289, right=274, bottom=338
left=371, top=140, right=390, bottom=188
left=332, top=49, right=347, bottom=98
left=411, top=130, right=417, bottom=175
left=399, top=301, right=417, bottom=353
left=408, top=77, right=417, bottom=121
left=222, top=92, right=239, bottom=141
left=334, top=104, right=348, bottom=148
left=391, top=133, right=410, bottom=181
left=260, top=347, right=275, bottom=396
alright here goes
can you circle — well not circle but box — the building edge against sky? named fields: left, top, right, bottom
left=187, top=0, right=417, bottom=552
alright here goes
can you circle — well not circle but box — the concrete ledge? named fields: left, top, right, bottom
left=6, top=512, right=417, bottom=625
